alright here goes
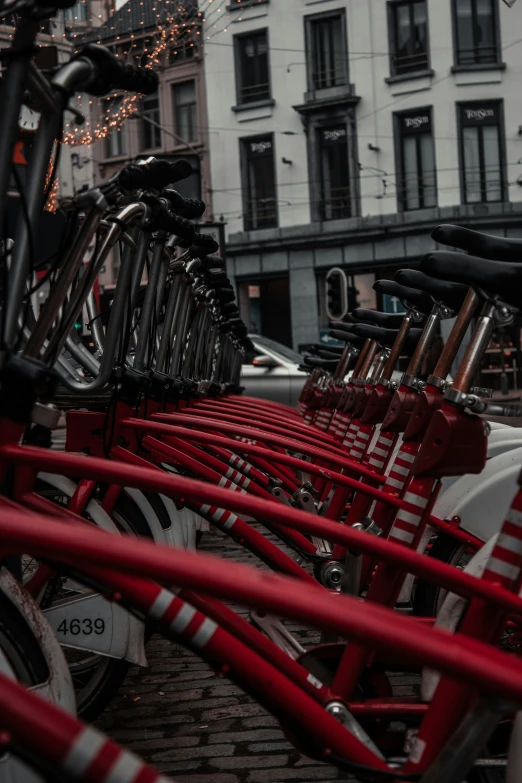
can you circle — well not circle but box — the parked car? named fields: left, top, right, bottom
left=241, top=335, right=308, bottom=406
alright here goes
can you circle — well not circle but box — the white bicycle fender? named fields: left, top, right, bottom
left=38, top=474, right=147, bottom=667
left=0, top=568, right=76, bottom=712
left=487, top=420, right=510, bottom=430
left=430, top=447, right=522, bottom=544
left=484, top=428, right=522, bottom=460
left=123, top=487, right=169, bottom=544
left=158, top=493, right=186, bottom=548
left=0, top=570, right=76, bottom=783
left=438, top=428, right=522, bottom=495
left=160, top=462, right=207, bottom=547
left=420, top=535, right=497, bottom=701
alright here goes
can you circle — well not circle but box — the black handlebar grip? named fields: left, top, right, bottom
left=164, top=212, right=195, bottom=243
left=221, top=303, right=239, bottom=316
left=163, top=189, right=205, bottom=220
left=117, top=63, right=158, bottom=95
left=201, top=255, right=226, bottom=271
left=74, top=44, right=159, bottom=96
left=193, top=233, right=219, bottom=253
left=147, top=203, right=195, bottom=242
left=119, top=159, right=192, bottom=191
left=205, top=271, right=229, bottom=288
left=214, top=289, right=235, bottom=304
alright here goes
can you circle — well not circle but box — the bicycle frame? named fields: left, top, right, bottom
left=1, top=495, right=522, bottom=777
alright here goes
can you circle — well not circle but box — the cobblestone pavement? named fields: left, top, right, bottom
left=97, top=526, right=358, bottom=782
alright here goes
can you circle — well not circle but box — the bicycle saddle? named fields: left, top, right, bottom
left=352, top=309, right=405, bottom=329
left=395, top=269, right=469, bottom=313
left=328, top=328, right=369, bottom=346
left=318, top=349, right=344, bottom=360
left=373, top=280, right=433, bottom=314
left=306, top=344, right=343, bottom=357
left=421, top=252, right=522, bottom=310
left=328, top=315, right=356, bottom=330
left=432, top=224, right=522, bottom=263
left=351, top=324, right=424, bottom=350
left=303, top=356, right=339, bottom=370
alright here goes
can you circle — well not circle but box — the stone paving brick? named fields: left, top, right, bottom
left=246, top=767, right=339, bottom=782
left=151, top=743, right=235, bottom=763
left=211, top=755, right=289, bottom=770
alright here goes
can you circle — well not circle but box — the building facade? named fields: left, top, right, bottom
left=90, top=0, right=212, bottom=286
left=200, top=0, right=522, bottom=349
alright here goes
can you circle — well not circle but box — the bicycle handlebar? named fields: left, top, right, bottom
left=191, top=234, right=220, bottom=254
left=73, top=44, right=159, bottom=96
left=200, top=255, right=226, bottom=271
left=119, top=159, right=192, bottom=191
left=163, top=189, right=205, bottom=220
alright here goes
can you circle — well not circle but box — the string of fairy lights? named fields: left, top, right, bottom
left=19, top=0, right=204, bottom=148
left=7, top=0, right=222, bottom=210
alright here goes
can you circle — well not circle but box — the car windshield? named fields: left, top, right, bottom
left=251, top=335, right=303, bottom=364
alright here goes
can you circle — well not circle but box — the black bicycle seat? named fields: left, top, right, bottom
left=374, top=280, right=434, bottom=315
left=328, top=316, right=356, bottom=330
left=329, top=329, right=367, bottom=346
left=395, top=269, right=469, bottom=313
left=352, top=323, right=423, bottom=350
left=432, top=224, right=522, bottom=263
left=318, top=349, right=343, bottom=360
left=352, top=309, right=405, bottom=329
left=304, top=356, right=339, bottom=370
left=421, top=252, right=522, bottom=310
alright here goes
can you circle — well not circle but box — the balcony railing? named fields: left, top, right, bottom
left=392, top=49, right=429, bottom=75
left=240, top=82, right=271, bottom=104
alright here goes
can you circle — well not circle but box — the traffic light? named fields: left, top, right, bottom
left=325, top=267, right=348, bottom=321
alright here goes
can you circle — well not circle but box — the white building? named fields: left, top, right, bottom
left=200, top=0, right=522, bottom=350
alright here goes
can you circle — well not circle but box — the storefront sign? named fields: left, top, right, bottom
left=400, top=111, right=431, bottom=134
left=322, top=127, right=347, bottom=144
left=461, top=104, right=499, bottom=124
left=250, top=140, right=272, bottom=154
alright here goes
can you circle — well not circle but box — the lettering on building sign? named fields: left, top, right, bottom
left=250, top=141, right=272, bottom=154
left=465, top=108, right=495, bottom=121
left=323, top=128, right=346, bottom=142
left=404, top=115, right=429, bottom=129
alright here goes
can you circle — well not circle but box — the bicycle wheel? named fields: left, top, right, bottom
left=25, top=478, right=142, bottom=721
left=413, top=533, right=471, bottom=617
left=0, top=568, right=75, bottom=782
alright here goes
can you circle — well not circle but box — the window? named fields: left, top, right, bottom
left=389, top=1, right=429, bottom=76
left=235, top=30, right=271, bottom=105
left=459, top=102, right=504, bottom=203
left=395, top=109, right=437, bottom=211
left=169, top=42, right=195, bottom=66
left=241, top=136, right=278, bottom=231
left=453, top=0, right=499, bottom=66
left=172, top=81, right=197, bottom=143
left=65, top=1, right=87, bottom=23
left=140, top=93, right=161, bottom=150
left=318, top=126, right=351, bottom=220
left=103, top=98, right=126, bottom=158
left=307, top=12, right=347, bottom=90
